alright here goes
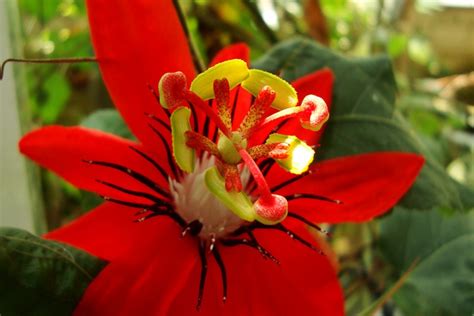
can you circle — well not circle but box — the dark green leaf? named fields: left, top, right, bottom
left=253, top=38, right=474, bottom=212
left=379, top=208, right=474, bottom=315
left=81, top=109, right=134, bottom=140
left=0, top=227, right=107, bottom=316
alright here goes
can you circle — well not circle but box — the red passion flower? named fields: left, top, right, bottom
left=19, top=1, right=424, bottom=315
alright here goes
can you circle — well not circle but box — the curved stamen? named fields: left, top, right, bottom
left=238, top=86, right=276, bottom=138
left=237, top=148, right=272, bottom=199
left=214, top=79, right=232, bottom=130
left=246, top=159, right=275, bottom=193
left=258, top=95, right=329, bottom=132
left=247, top=143, right=289, bottom=161
left=185, top=131, right=220, bottom=157
left=259, top=107, right=302, bottom=131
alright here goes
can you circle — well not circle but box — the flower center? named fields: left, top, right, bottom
left=159, top=59, right=330, bottom=227
left=170, top=154, right=248, bottom=239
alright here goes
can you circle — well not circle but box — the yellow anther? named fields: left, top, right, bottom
left=204, top=166, right=255, bottom=222
left=171, top=107, right=195, bottom=173
left=266, top=133, right=315, bottom=174
left=241, top=69, right=298, bottom=110
left=190, top=59, right=250, bottom=100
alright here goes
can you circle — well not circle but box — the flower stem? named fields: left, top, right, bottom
left=259, top=107, right=302, bottom=130
left=0, top=57, right=97, bottom=80
left=172, top=0, right=206, bottom=73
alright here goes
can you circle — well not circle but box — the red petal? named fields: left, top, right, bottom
left=209, top=43, right=249, bottom=67
left=63, top=214, right=342, bottom=315
left=86, top=0, right=195, bottom=148
left=46, top=202, right=159, bottom=260
left=72, top=220, right=200, bottom=315
left=249, top=68, right=334, bottom=146
left=19, top=126, right=169, bottom=202
left=165, top=225, right=344, bottom=316
left=272, top=152, right=424, bottom=223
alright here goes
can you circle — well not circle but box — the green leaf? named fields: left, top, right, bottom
left=81, top=109, right=134, bottom=140
left=387, top=33, right=408, bottom=58
left=19, top=0, right=61, bottom=20
left=253, top=38, right=474, bottom=212
left=39, top=73, right=71, bottom=124
left=0, top=227, right=107, bottom=315
left=379, top=208, right=474, bottom=316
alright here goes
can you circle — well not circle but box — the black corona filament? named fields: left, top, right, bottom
left=82, top=159, right=171, bottom=199
left=144, top=112, right=172, bottom=132
left=197, top=240, right=208, bottom=311
left=182, top=219, right=204, bottom=237
left=101, top=196, right=156, bottom=210
left=229, top=86, right=241, bottom=127
left=270, top=171, right=310, bottom=192
left=287, top=212, right=330, bottom=236
left=221, top=234, right=279, bottom=264
left=247, top=229, right=280, bottom=264
left=147, top=123, right=180, bottom=178
left=147, top=83, right=171, bottom=117
left=201, top=100, right=212, bottom=136
left=212, top=246, right=227, bottom=303
left=129, top=146, right=169, bottom=182
left=285, top=193, right=342, bottom=205
left=262, top=223, right=324, bottom=255
left=97, top=179, right=169, bottom=206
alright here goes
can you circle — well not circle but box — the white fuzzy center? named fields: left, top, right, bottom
left=170, top=155, right=249, bottom=239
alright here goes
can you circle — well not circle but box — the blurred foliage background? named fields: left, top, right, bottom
left=9, top=0, right=474, bottom=315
